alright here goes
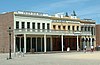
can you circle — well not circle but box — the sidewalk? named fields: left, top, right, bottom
left=0, top=51, right=100, bottom=65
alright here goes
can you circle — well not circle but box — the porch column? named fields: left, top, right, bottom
left=24, top=34, right=26, bottom=53
left=61, top=35, right=63, bottom=52
left=93, top=27, right=94, bottom=35
left=83, top=26, right=85, bottom=32
left=36, top=37, right=37, bottom=52
left=20, top=37, right=21, bottom=52
left=86, top=26, right=88, bottom=31
left=44, top=34, right=46, bottom=52
left=50, top=36, right=52, bottom=51
left=77, top=35, right=79, bottom=51
left=31, top=37, right=32, bottom=50
left=14, top=35, right=16, bottom=53
left=91, top=37, right=92, bottom=46
left=41, top=37, right=42, bottom=52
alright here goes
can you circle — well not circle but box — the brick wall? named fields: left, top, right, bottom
left=96, top=25, right=100, bottom=46
left=0, top=12, right=14, bottom=53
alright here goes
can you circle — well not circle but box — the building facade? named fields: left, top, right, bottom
left=0, top=11, right=96, bottom=53
left=96, top=24, right=100, bottom=46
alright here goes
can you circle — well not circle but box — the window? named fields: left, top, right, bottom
left=37, top=23, right=40, bottom=29
left=42, top=23, right=45, bottom=29
left=81, top=27, right=83, bottom=31
left=72, top=26, right=74, bottom=31
left=88, top=27, right=90, bottom=31
left=63, top=26, right=66, bottom=30
left=91, top=27, right=93, bottom=35
left=27, top=22, right=30, bottom=29
left=58, top=25, right=61, bottom=30
left=85, top=27, right=87, bottom=31
left=77, top=26, right=79, bottom=31
left=32, top=22, right=35, bottom=29
left=47, top=23, right=50, bottom=30
left=22, top=22, right=25, bottom=29
left=53, top=25, right=56, bottom=29
left=16, top=21, right=19, bottom=29
left=68, top=26, right=70, bottom=31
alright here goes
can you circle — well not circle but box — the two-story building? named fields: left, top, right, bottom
left=0, top=11, right=96, bottom=53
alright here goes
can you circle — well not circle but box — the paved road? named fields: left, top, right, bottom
left=0, top=51, right=100, bottom=65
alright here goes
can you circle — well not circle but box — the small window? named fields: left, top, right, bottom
left=27, top=22, right=30, bottom=29
left=47, top=23, right=50, bottom=30
left=85, top=27, right=87, bottom=31
left=88, top=27, right=90, bottom=31
left=37, top=23, right=40, bottom=29
left=16, top=21, right=19, bottom=29
left=81, top=27, right=83, bottom=31
left=72, top=26, right=74, bottom=31
left=22, top=22, right=25, bottom=29
left=68, top=26, right=70, bottom=31
left=32, top=22, right=35, bottom=29
left=53, top=25, right=56, bottom=29
left=63, top=26, right=66, bottom=30
left=42, top=23, right=45, bottom=29
left=77, top=26, right=79, bottom=31
left=58, top=25, right=61, bottom=30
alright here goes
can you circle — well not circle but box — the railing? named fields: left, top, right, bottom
left=14, top=29, right=91, bottom=35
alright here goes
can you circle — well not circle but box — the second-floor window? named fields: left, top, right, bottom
left=16, top=21, right=19, bottom=29
left=27, top=22, right=30, bottom=29
left=53, top=25, right=56, bottom=29
left=85, top=27, right=87, bottom=31
left=58, top=25, right=61, bottom=30
left=63, top=26, right=66, bottom=30
left=88, top=27, right=90, bottom=31
left=68, top=26, right=70, bottom=31
left=72, top=26, right=74, bottom=31
left=77, top=26, right=79, bottom=31
left=37, top=23, right=40, bottom=29
left=47, top=23, right=50, bottom=30
left=81, top=27, right=83, bottom=31
left=22, top=22, right=25, bottom=29
left=42, top=23, right=45, bottom=29
left=32, top=22, right=35, bottom=29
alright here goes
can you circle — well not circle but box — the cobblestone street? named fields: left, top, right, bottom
left=0, top=51, right=100, bottom=65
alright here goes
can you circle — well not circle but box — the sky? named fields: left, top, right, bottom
left=0, top=0, right=100, bottom=24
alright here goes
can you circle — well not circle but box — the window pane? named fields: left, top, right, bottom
left=58, top=25, right=61, bottom=30
left=53, top=25, right=56, bottom=29
left=68, top=26, right=70, bottom=30
left=22, top=22, right=25, bottom=29
left=37, top=23, right=40, bottom=29
left=32, top=22, right=35, bottom=29
left=77, top=26, right=79, bottom=31
left=27, top=22, right=30, bottom=29
left=16, top=21, right=19, bottom=29
left=47, top=23, right=50, bottom=30
left=63, top=26, right=66, bottom=30
left=72, top=26, right=74, bottom=31
left=42, top=23, right=45, bottom=29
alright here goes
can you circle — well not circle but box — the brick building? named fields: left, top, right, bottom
left=96, top=24, right=100, bottom=46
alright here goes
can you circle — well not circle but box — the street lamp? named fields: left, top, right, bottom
left=7, top=27, right=13, bottom=59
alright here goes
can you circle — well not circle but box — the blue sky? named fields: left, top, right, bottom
left=0, top=0, right=100, bottom=24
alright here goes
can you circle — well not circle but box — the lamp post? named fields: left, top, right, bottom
left=7, top=27, right=13, bottom=59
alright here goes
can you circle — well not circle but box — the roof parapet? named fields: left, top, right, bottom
left=14, top=11, right=49, bottom=16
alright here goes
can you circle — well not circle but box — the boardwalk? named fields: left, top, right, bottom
left=0, top=51, right=100, bottom=65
